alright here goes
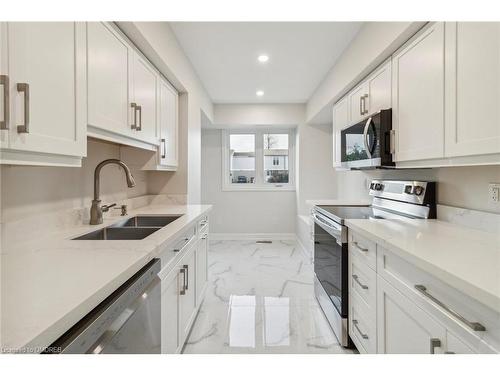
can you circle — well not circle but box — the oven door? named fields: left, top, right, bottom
left=313, top=211, right=348, bottom=317
left=340, top=109, right=393, bottom=169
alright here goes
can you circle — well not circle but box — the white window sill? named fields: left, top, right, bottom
left=222, top=184, right=296, bottom=192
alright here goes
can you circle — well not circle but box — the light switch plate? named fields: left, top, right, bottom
left=489, top=183, right=500, bottom=203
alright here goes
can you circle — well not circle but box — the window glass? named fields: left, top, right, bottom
left=230, top=134, right=255, bottom=184
left=263, top=134, right=289, bottom=184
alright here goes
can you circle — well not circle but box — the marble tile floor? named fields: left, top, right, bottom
left=182, top=240, right=355, bottom=354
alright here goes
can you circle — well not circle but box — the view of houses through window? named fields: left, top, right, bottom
left=228, top=131, right=291, bottom=187
left=229, top=134, right=256, bottom=184
left=263, top=133, right=289, bottom=183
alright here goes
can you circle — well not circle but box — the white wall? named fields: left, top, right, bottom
left=201, top=129, right=296, bottom=236
left=0, top=139, right=148, bottom=223
left=214, top=104, right=305, bottom=127
left=306, top=22, right=425, bottom=124
left=117, top=22, right=214, bottom=204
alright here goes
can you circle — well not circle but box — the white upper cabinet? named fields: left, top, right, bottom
left=349, top=81, right=369, bottom=124
left=392, top=22, right=445, bottom=162
left=0, top=22, right=86, bottom=166
left=87, top=22, right=131, bottom=137
left=367, top=60, right=392, bottom=114
left=158, top=78, right=179, bottom=169
left=131, top=52, right=158, bottom=144
left=332, top=96, right=349, bottom=167
left=445, top=22, right=500, bottom=157
left=87, top=22, right=159, bottom=151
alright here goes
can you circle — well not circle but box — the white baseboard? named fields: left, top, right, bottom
left=210, top=233, right=296, bottom=241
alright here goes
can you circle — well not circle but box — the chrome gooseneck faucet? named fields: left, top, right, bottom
left=90, top=159, right=136, bottom=225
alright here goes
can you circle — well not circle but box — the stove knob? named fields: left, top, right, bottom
left=374, top=183, right=381, bottom=191
left=370, top=182, right=375, bottom=190
left=414, top=186, right=424, bottom=196
left=404, top=185, right=414, bottom=194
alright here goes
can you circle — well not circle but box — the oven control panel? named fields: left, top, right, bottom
left=369, top=180, right=435, bottom=205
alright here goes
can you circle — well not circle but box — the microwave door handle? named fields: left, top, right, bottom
left=363, top=117, right=372, bottom=158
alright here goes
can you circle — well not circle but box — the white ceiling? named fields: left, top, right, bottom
left=169, top=22, right=363, bottom=103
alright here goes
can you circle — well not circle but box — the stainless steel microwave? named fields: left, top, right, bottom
left=340, top=109, right=394, bottom=169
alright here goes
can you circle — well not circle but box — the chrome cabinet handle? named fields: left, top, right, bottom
left=352, top=274, right=368, bottom=290
left=352, top=241, right=368, bottom=252
left=389, top=129, right=396, bottom=155
left=136, top=105, right=142, bottom=131
left=0, top=75, right=9, bottom=130
left=17, top=83, right=29, bottom=133
left=430, top=338, right=441, bottom=354
left=202, top=233, right=208, bottom=240
left=415, top=285, right=486, bottom=331
left=359, top=96, right=363, bottom=116
left=362, top=94, right=369, bottom=114
left=180, top=268, right=186, bottom=295
left=160, top=138, right=166, bottom=159
left=173, top=237, right=190, bottom=252
left=183, top=265, right=189, bottom=290
left=130, top=103, right=137, bottom=130
left=352, top=319, right=368, bottom=339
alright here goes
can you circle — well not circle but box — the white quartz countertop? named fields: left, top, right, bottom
left=344, top=218, right=500, bottom=313
left=1, top=203, right=212, bottom=352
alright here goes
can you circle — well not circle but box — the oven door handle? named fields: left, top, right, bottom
left=363, top=117, right=373, bottom=158
left=312, top=212, right=344, bottom=245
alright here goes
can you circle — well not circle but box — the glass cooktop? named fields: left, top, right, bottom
left=315, top=205, right=402, bottom=224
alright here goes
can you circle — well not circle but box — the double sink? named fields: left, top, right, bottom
left=73, top=215, right=182, bottom=240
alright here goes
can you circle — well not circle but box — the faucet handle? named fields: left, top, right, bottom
left=101, top=203, right=117, bottom=212
left=114, top=204, right=128, bottom=216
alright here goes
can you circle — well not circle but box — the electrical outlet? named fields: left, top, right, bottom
left=489, top=183, right=500, bottom=203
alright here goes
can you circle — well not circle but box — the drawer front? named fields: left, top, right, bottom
left=349, top=251, right=377, bottom=311
left=377, top=245, right=500, bottom=352
left=349, top=230, right=377, bottom=270
left=349, top=291, right=377, bottom=353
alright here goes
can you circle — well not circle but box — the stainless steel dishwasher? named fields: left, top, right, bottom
left=46, top=259, right=161, bottom=354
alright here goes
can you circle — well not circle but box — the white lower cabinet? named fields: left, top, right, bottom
left=161, top=265, right=181, bottom=354
left=159, top=216, right=209, bottom=354
left=196, top=229, right=209, bottom=306
left=377, top=275, right=446, bottom=354
left=348, top=228, right=499, bottom=354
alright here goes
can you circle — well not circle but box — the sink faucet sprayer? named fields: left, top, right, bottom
left=90, top=159, right=136, bottom=225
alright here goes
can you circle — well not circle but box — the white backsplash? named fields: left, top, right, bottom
left=437, top=204, right=500, bottom=234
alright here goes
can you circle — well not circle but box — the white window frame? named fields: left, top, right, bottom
left=222, top=128, right=296, bottom=191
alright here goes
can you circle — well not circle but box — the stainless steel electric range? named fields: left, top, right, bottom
left=312, top=180, right=436, bottom=347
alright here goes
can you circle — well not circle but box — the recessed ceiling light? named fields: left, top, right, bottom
left=257, top=54, right=269, bottom=63
left=256, top=90, right=264, bottom=97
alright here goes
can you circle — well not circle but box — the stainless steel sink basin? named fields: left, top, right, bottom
left=73, top=227, right=161, bottom=240
left=72, top=215, right=182, bottom=240
left=111, top=215, right=182, bottom=228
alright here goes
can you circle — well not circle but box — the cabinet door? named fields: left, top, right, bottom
left=332, top=96, right=349, bottom=167
left=377, top=276, right=446, bottom=354
left=159, top=79, right=179, bottom=167
left=392, top=22, right=445, bottom=162
left=6, top=22, right=86, bottom=157
left=367, top=60, right=391, bottom=113
left=349, top=82, right=369, bottom=124
left=196, top=233, right=209, bottom=306
left=87, top=22, right=132, bottom=136
left=161, top=267, right=181, bottom=354
left=132, top=52, right=157, bottom=143
left=445, top=22, right=500, bottom=157
left=445, top=331, right=476, bottom=354
left=179, top=246, right=197, bottom=342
